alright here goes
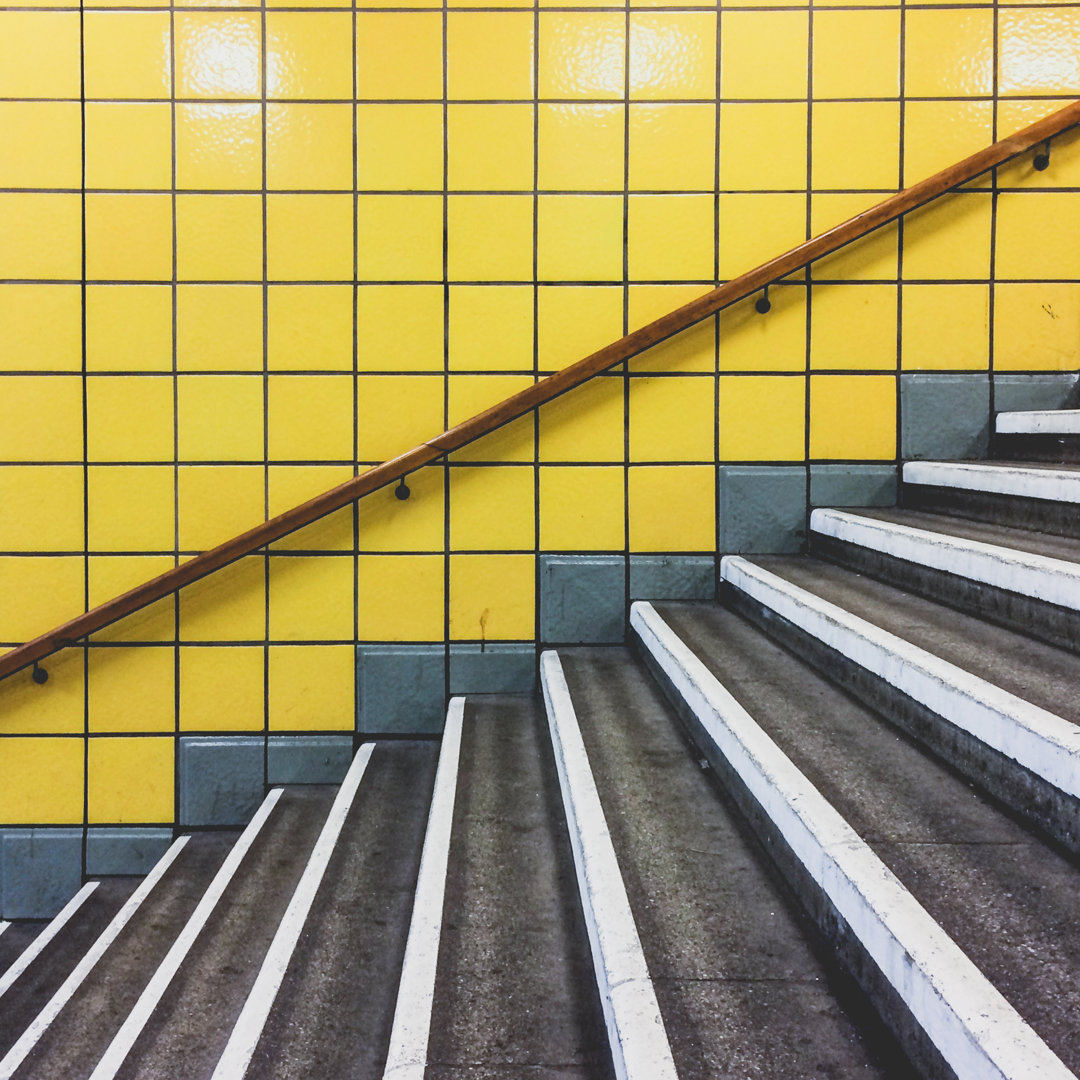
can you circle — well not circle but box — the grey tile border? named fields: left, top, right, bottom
left=718, top=465, right=807, bottom=554
left=900, top=373, right=990, bottom=460
left=178, top=736, right=265, bottom=828
left=539, top=554, right=626, bottom=644
left=449, top=642, right=536, bottom=695
left=810, top=464, right=898, bottom=508
left=0, top=827, right=84, bottom=919
left=629, top=555, right=716, bottom=600
left=357, top=644, right=446, bottom=735
left=267, top=735, right=355, bottom=784
left=85, top=827, right=174, bottom=877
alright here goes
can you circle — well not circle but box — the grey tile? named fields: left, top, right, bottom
left=539, top=555, right=625, bottom=644
left=810, top=464, right=898, bottom=508
left=267, top=735, right=355, bottom=784
left=357, top=644, right=446, bottom=735
left=629, top=555, right=716, bottom=600
left=993, top=372, right=1080, bottom=413
left=85, top=827, right=174, bottom=877
left=900, top=373, right=989, bottom=460
left=449, top=643, right=536, bottom=695
left=0, top=828, right=83, bottom=919
left=718, top=466, right=806, bottom=554
left=178, top=736, right=265, bottom=827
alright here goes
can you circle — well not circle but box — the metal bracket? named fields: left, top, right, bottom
left=32, top=662, right=48, bottom=685
left=1034, top=139, right=1051, bottom=171
left=755, top=286, right=772, bottom=315
left=395, top=476, right=411, bottom=501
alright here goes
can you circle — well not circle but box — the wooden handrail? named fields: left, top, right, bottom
left=3, top=100, right=1079, bottom=682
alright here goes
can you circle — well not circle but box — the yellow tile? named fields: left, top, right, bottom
left=810, top=285, right=897, bottom=371
left=176, top=104, right=263, bottom=191
left=269, top=645, right=355, bottom=730
left=0, top=466, right=83, bottom=552
left=85, top=195, right=172, bottom=282
left=629, top=104, right=715, bottom=192
left=629, top=376, right=714, bottom=461
left=999, top=9, right=1080, bottom=97
left=720, top=11, right=808, bottom=99
left=628, top=465, right=714, bottom=551
left=448, top=196, right=533, bottom=282
left=267, top=195, right=353, bottom=281
left=86, top=286, right=172, bottom=373
left=810, top=375, right=895, bottom=460
left=267, top=465, right=353, bottom=552
left=0, top=376, right=83, bottom=462
left=993, top=283, right=1080, bottom=372
left=177, top=286, right=263, bottom=372
left=180, top=646, right=264, bottom=732
left=178, top=375, right=264, bottom=462
left=0, top=557, right=84, bottom=644
left=268, top=286, right=352, bottom=371
left=267, top=104, right=353, bottom=191
left=539, top=466, right=623, bottom=550
left=88, top=737, right=173, bottom=824
left=88, top=466, right=175, bottom=551
left=0, top=738, right=83, bottom=825
left=356, top=13, right=443, bottom=100
left=450, top=554, right=533, bottom=640
left=447, top=12, right=533, bottom=99
left=902, top=100, right=994, bottom=189
left=537, top=286, right=622, bottom=372
left=88, top=555, right=175, bottom=644
left=84, top=12, right=171, bottom=99
left=629, top=13, right=716, bottom=100
left=88, top=648, right=175, bottom=733
left=901, top=285, right=989, bottom=371
left=357, top=286, right=444, bottom=372
left=178, top=466, right=264, bottom=550
left=356, top=466, right=444, bottom=552
left=628, top=284, right=716, bottom=374
left=538, top=375, right=623, bottom=464
left=86, top=377, right=173, bottom=462
left=357, top=105, right=443, bottom=191
left=449, top=286, right=534, bottom=372
left=0, top=649, right=83, bottom=736
left=175, top=12, right=262, bottom=98
left=717, top=287, right=807, bottom=373
left=0, top=103, right=80, bottom=188
left=0, top=194, right=81, bottom=280
left=810, top=194, right=898, bottom=282
left=356, top=554, right=444, bottom=639
left=357, top=196, right=444, bottom=281
left=269, top=555, right=353, bottom=640
left=448, top=105, right=534, bottom=191
left=812, top=103, right=900, bottom=191
left=811, top=10, right=899, bottom=98
left=718, top=375, right=804, bottom=460
left=357, top=375, right=445, bottom=461
left=450, top=466, right=534, bottom=550
left=447, top=374, right=534, bottom=462
left=996, top=108, right=1080, bottom=191
left=904, top=9, right=993, bottom=98
left=629, top=195, right=714, bottom=281
left=995, top=193, right=1080, bottom=280
left=537, top=105, right=624, bottom=191
left=903, top=194, right=992, bottom=281
left=538, top=13, right=623, bottom=99
left=0, top=12, right=80, bottom=98
left=267, top=375, right=354, bottom=461
left=717, top=194, right=805, bottom=281
left=718, top=104, right=807, bottom=193
left=177, top=195, right=262, bottom=282
left=179, top=555, right=266, bottom=641
left=537, top=196, right=623, bottom=282
left=0, top=286, right=81, bottom=373
left=267, top=12, right=353, bottom=99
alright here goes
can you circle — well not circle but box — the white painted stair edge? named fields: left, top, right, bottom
left=903, top=461, right=1080, bottom=503
left=721, top=556, right=1080, bottom=800
left=631, top=599, right=1072, bottom=1080
left=996, top=410, right=1080, bottom=435
left=811, top=508, right=1080, bottom=611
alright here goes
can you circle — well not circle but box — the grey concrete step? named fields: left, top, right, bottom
left=556, top=647, right=908, bottom=1080
left=651, top=599, right=1080, bottom=1076
left=993, top=410, right=1080, bottom=463
left=0, top=924, right=44, bottom=981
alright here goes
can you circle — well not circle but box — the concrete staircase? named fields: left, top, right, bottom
left=1, top=409, right=1079, bottom=1079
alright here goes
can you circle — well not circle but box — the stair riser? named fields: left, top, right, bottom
left=991, top=434, right=1080, bottom=464
left=723, top=582, right=1080, bottom=858
left=811, top=532, right=1080, bottom=654
left=631, top=629, right=952, bottom=1080
left=902, top=483, right=1080, bottom=540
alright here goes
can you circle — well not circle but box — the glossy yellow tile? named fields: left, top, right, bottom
left=718, top=104, right=806, bottom=193
left=268, top=466, right=353, bottom=552
left=85, top=104, right=171, bottom=192
left=267, top=105, right=353, bottom=191
left=267, top=12, right=353, bottom=99
left=176, top=104, right=263, bottom=191
left=995, top=192, right=1080, bottom=280
left=177, top=285, right=263, bottom=372
left=449, top=554, right=533, bottom=640
left=88, top=556, right=175, bottom=643
left=0, top=194, right=81, bottom=280
left=994, top=283, right=1080, bottom=372
left=84, top=12, right=171, bottom=100
left=0, top=12, right=80, bottom=98
left=357, top=286, right=445, bottom=372
left=539, top=467, right=624, bottom=550
left=267, top=376, right=354, bottom=461
left=717, top=194, right=804, bottom=281
left=449, top=286, right=534, bottom=372
left=903, top=194, right=992, bottom=281
left=811, top=10, right=899, bottom=99
left=448, top=105, right=534, bottom=191
left=177, top=375, right=264, bottom=462
left=630, top=13, right=716, bottom=100
left=447, top=374, right=535, bottom=462
left=269, top=646, right=355, bottom=730
left=537, top=196, right=623, bottom=283
left=902, top=100, right=994, bottom=188
left=356, top=375, right=445, bottom=461
left=904, top=9, right=993, bottom=98
left=629, top=105, right=715, bottom=192
left=178, top=466, right=265, bottom=550
left=356, top=14, right=443, bottom=100
left=176, top=195, right=263, bottom=282
left=267, top=195, right=353, bottom=281
left=88, top=737, right=173, bottom=823
left=539, top=376, right=624, bottom=462
left=450, top=467, right=535, bottom=550
left=175, top=12, right=262, bottom=99
left=628, top=284, right=715, bottom=375
left=718, top=375, right=804, bottom=460
left=85, top=195, right=172, bottom=282
left=0, top=650, right=83, bottom=736
left=356, top=467, right=444, bottom=552
left=720, top=11, right=808, bottom=100
left=86, top=377, right=174, bottom=462
left=0, top=103, right=80, bottom=188
left=269, top=555, right=354, bottom=641
left=629, top=195, right=714, bottom=282
left=537, top=286, right=623, bottom=372
left=448, top=197, right=533, bottom=282
left=717, top=288, right=807, bottom=373
left=810, top=285, right=897, bottom=370
left=88, top=466, right=175, bottom=552
left=0, top=376, right=83, bottom=462
left=357, top=196, right=444, bottom=281
left=0, top=466, right=82, bottom=552
left=628, top=466, right=714, bottom=552
left=810, top=375, right=895, bottom=460
left=86, top=286, right=172, bottom=373
left=629, top=377, right=714, bottom=461
left=356, top=555, right=444, bottom=639
left=269, top=286, right=353, bottom=371
left=812, top=103, right=900, bottom=191
left=537, top=105, right=624, bottom=192
left=996, top=109, right=1080, bottom=190
left=88, top=648, right=175, bottom=733
left=180, top=646, right=265, bottom=732
left=178, top=556, right=265, bottom=642
left=0, top=286, right=82, bottom=373
left=810, top=195, right=898, bottom=282
left=0, top=739, right=82, bottom=825
left=447, top=13, right=533, bottom=100
left=357, top=105, right=443, bottom=192
left=999, top=9, right=1080, bottom=97
left=0, top=558, right=84, bottom=644
left=901, top=285, right=989, bottom=371
left=538, top=14, right=624, bottom=100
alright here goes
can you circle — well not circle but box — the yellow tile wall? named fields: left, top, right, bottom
left=1, top=1, right=1079, bottom=828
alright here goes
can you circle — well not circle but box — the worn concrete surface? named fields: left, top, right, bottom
left=0, top=922, right=43, bottom=979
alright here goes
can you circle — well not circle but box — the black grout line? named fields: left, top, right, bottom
left=79, top=0, right=90, bottom=876
left=260, top=0, right=271, bottom=783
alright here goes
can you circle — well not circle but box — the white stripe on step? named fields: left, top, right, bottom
left=0, top=923, right=8, bottom=940
left=903, top=460, right=1080, bottom=503
left=0, top=837, right=190, bottom=1080
left=0, top=882, right=99, bottom=1001
left=996, top=410, right=1080, bottom=435
left=382, top=698, right=464, bottom=1080
left=211, top=746, right=375, bottom=1080
left=88, top=789, right=284, bottom=1080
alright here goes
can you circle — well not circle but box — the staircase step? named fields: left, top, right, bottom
left=0, top=924, right=45, bottom=986
left=642, top=598, right=1080, bottom=1077
left=553, top=646, right=906, bottom=1079
left=994, top=411, right=1080, bottom=463
left=902, top=460, right=1080, bottom=538
left=810, top=506, right=1080, bottom=652
left=997, top=410, right=1080, bottom=435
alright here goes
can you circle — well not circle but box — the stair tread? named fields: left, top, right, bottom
left=910, top=459, right=1080, bottom=475
left=559, top=648, right=905, bottom=1080
left=753, top=554, right=1080, bottom=725
left=0, top=924, right=44, bottom=981
left=655, top=600, right=1080, bottom=1074
left=427, top=696, right=612, bottom=1077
